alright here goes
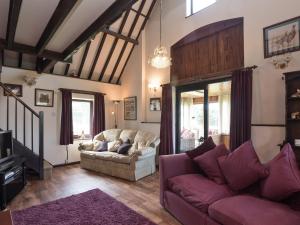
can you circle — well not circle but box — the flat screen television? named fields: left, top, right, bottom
left=0, top=131, right=13, bottom=164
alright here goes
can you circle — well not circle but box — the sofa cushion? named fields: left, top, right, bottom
left=134, top=130, right=157, bottom=145
left=168, top=174, right=234, bottom=213
left=102, top=129, right=122, bottom=142
left=94, top=140, right=108, bottom=151
left=208, top=195, right=300, bottom=225
left=261, top=143, right=300, bottom=201
left=108, top=139, right=122, bottom=152
left=119, top=130, right=137, bottom=143
left=218, top=141, right=268, bottom=191
left=186, top=136, right=216, bottom=159
left=194, top=144, right=229, bottom=184
left=117, top=143, right=132, bottom=154
left=81, top=151, right=132, bottom=164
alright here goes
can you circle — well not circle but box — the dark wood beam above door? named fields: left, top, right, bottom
left=62, top=0, right=138, bottom=59
left=6, top=0, right=22, bottom=48
left=36, top=0, right=79, bottom=55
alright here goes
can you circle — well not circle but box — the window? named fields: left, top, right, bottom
left=72, top=99, right=93, bottom=139
left=186, top=0, right=216, bottom=17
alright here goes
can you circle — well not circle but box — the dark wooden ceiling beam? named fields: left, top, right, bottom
left=42, top=0, right=137, bottom=74
left=117, top=0, right=157, bottom=84
left=37, top=59, right=57, bottom=74
left=6, top=0, right=22, bottom=48
left=36, top=0, right=79, bottom=55
left=87, top=33, right=107, bottom=80
left=98, top=10, right=131, bottom=81
left=18, top=53, right=22, bottom=68
left=109, top=0, right=148, bottom=83
left=64, top=63, right=70, bottom=76
left=0, top=50, right=3, bottom=74
left=102, top=28, right=138, bottom=45
left=77, top=40, right=91, bottom=77
left=62, top=0, right=138, bottom=60
left=0, top=38, right=65, bottom=61
left=130, top=8, right=147, bottom=17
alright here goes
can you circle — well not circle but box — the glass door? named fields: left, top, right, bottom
left=176, top=87, right=207, bottom=153
left=176, top=79, right=231, bottom=153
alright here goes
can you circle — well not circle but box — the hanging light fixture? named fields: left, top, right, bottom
left=148, top=0, right=172, bottom=69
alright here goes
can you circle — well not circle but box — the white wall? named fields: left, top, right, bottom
left=120, top=0, right=300, bottom=162
left=0, top=67, right=122, bottom=165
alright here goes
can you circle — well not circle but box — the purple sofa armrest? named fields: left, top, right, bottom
left=159, top=153, right=199, bottom=207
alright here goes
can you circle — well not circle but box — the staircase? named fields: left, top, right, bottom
left=0, top=82, right=45, bottom=179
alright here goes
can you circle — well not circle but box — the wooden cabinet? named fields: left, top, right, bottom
left=284, top=71, right=300, bottom=163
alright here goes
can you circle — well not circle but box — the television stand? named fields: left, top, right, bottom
left=0, top=156, right=26, bottom=210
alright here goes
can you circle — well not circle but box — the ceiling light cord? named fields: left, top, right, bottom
left=160, top=0, right=162, bottom=47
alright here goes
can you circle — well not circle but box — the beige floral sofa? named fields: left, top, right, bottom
left=79, top=129, right=160, bottom=181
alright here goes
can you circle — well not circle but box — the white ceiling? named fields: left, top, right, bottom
left=14, top=0, right=60, bottom=46
left=47, top=0, right=115, bottom=52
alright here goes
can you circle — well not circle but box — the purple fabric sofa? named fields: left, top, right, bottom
left=160, top=153, right=300, bottom=225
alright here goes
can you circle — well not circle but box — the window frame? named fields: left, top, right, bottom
left=72, top=99, right=93, bottom=140
left=186, top=0, right=216, bottom=18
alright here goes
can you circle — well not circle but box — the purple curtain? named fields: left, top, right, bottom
left=230, top=68, right=253, bottom=150
left=93, top=93, right=105, bottom=137
left=60, top=90, right=73, bottom=145
left=159, top=84, right=173, bottom=155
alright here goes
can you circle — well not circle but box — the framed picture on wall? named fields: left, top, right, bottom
left=150, top=98, right=161, bottom=111
left=35, top=89, right=54, bottom=107
left=263, top=16, right=300, bottom=58
left=124, top=96, right=137, bottom=120
left=3, top=83, right=23, bottom=97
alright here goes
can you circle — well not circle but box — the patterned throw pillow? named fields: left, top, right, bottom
left=93, top=140, right=108, bottom=152
left=108, top=139, right=123, bottom=152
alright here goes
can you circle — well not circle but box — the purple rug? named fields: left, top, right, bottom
left=12, top=189, right=156, bottom=225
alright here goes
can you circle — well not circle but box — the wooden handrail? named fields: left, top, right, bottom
left=0, top=82, right=40, bottom=117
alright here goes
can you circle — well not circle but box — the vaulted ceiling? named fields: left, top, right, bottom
left=0, top=0, right=157, bottom=84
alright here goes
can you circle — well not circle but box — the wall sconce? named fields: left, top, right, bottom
left=148, top=82, right=160, bottom=95
left=112, top=100, right=120, bottom=128
left=271, top=53, right=292, bottom=69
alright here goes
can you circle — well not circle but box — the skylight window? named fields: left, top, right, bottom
left=186, top=0, right=216, bottom=17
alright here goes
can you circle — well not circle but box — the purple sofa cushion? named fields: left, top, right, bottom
left=186, top=136, right=216, bottom=159
left=208, top=195, right=300, bottom=225
left=168, top=174, right=234, bottom=213
left=218, top=141, right=268, bottom=191
left=261, top=143, right=300, bottom=201
left=194, top=144, right=229, bottom=184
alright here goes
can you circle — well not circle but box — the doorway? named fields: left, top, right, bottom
left=176, top=79, right=231, bottom=153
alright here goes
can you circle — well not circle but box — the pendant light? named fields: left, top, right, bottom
left=148, top=0, right=172, bottom=69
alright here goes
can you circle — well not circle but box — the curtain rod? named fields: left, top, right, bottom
left=58, top=88, right=106, bottom=96
left=166, top=65, right=258, bottom=86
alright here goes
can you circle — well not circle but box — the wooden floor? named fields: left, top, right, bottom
left=8, top=164, right=181, bottom=225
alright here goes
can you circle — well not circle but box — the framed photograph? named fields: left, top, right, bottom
left=35, top=89, right=54, bottom=107
left=150, top=98, right=161, bottom=111
left=124, top=96, right=137, bottom=120
left=3, top=83, right=23, bottom=97
left=264, top=16, right=300, bottom=58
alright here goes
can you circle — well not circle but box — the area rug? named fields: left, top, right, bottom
left=12, top=189, right=156, bottom=225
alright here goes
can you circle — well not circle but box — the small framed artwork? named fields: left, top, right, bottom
left=150, top=98, right=161, bottom=111
left=263, top=16, right=300, bottom=58
left=35, top=89, right=54, bottom=107
left=124, top=96, right=137, bottom=120
left=3, top=83, right=23, bottom=97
